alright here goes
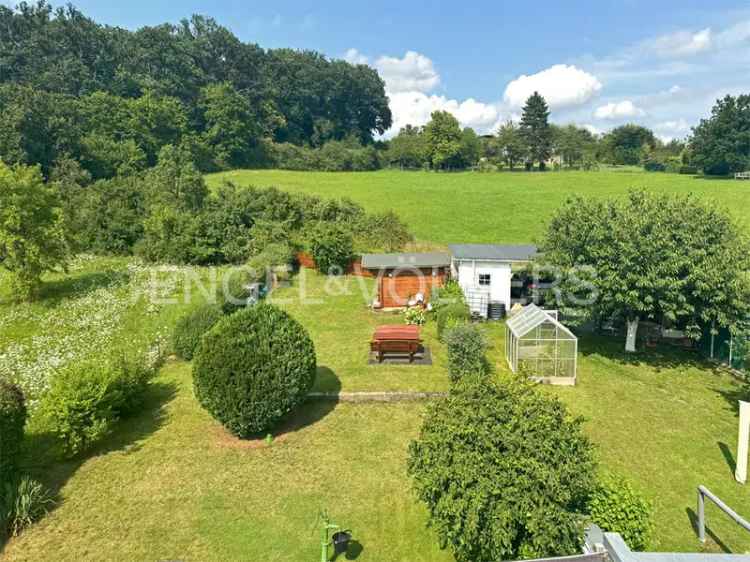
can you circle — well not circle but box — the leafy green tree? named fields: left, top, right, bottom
left=199, top=82, right=260, bottom=168
left=542, top=190, right=750, bottom=352
left=49, top=156, right=92, bottom=251
left=0, top=162, right=69, bottom=299
left=553, top=124, right=596, bottom=168
left=495, top=120, right=526, bottom=170
left=387, top=125, right=427, bottom=169
left=424, top=111, right=462, bottom=170
left=458, top=127, right=481, bottom=168
left=690, top=94, right=750, bottom=175
left=519, top=92, right=552, bottom=170
left=145, top=144, right=208, bottom=211
left=602, top=124, right=656, bottom=165
left=408, top=375, right=596, bottom=561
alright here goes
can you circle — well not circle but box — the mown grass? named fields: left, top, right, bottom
left=206, top=169, right=750, bottom=245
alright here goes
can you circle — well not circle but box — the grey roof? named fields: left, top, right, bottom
left=361, top=252, right=451, bottom=270
left=506, top=303, right=576, bottom=339
left=449, top=244, right=538, bottom=262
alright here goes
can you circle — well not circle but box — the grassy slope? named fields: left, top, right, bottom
left=206, top=169, right=750, bottom=244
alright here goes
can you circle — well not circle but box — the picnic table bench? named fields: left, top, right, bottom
left=370, top=325, right=423, bottom=363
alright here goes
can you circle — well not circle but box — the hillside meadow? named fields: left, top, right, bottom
left=207, top=169, right=750, bottom=245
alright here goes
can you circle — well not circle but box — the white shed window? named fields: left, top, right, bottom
left=478, top=273, right=491, bottom=286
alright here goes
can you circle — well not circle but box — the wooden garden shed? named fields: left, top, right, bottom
left=361, top=252, right=451, bottom=309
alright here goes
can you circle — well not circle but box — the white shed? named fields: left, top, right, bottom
left=448, top=244, right=537, bottom=318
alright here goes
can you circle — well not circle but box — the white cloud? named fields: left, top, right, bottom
left=654, top=118, right=690, bottom=136
left=343, top=48, right=369, bottom=65
left=385, top=91, right=499, bottom=137
left=503, top=64, right=602, bottom=109
left=642, top=27, right=712, bottom=58
left=594, top=100, right=645, bottom=119
left=374, top=51, right=440, bottom=93
left=582, top=124, right=604, bottom=136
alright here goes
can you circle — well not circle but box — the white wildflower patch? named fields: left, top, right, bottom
left=0, top=258, right=192, bottom=408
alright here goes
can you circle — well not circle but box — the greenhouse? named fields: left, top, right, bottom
left=505, top=304, right=577, bottom=385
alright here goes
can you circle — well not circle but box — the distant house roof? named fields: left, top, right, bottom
left=449, top=244, right=538, bottom=262
left=361, top=252, right=451, bottom=270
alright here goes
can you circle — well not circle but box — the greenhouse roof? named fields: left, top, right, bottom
left=506, top=304, right=576, bottom=339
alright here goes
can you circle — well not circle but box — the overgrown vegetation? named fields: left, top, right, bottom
left=444, top=325, right=490, bottom=383
left=173, top=304, right=223, bottom=360
left=0, top=380, right=26, bottom=484
left=588, top=474, right=654, bottom=551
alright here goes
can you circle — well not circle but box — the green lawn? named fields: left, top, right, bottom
left=206, top=169, right=750, bottom=245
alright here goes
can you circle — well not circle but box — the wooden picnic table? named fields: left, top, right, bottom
left=371, top=325, right=422, bottom=363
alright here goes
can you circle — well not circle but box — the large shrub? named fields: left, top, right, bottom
left=444, top=325, right=490, bottom=383
left=219, top=269, right=254, bottom=315
left=408, top=376, right=597, bottom=561
left=42, top=351, right=157, bottom=456
left=192, top=304, right=316, bottom=437
left=0, top=381, right=27, bottom=483
left=173, top=304, right=223, bottom=360
left=588, top=474, right=653, bottom=551
left=309, top=223, right=354, bottom=274
left=436, top=302, right=470, bottom=340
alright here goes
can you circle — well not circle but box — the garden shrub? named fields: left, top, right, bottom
left=42, top=348, right=158, bottom=456
left=588, top=474, right=653, bottom=551
left=444, top=325, right=490, bottom=383
left=220, top=269, right=253, bottom=315
left=403, top=308, right=426, bottom=325
left=173, top=304, right=223, bottom=360
left=354, top=211, right=412, bottom=253
left=192, top=304, right=316, bottom=437
left=1, top=476, right=54, bottom=538
left=408, top=376, right=597, bottom=561
left=309, top=223, right=354, bottom=274
left=247, top=242, right=294, bottom=284
left=0, top=381, right=27, bottom=484
left=679, top=165, right=698, bottom=175
left=436, top=302, right=470, bottom=340
left=431, top=280, right=465, bottom=312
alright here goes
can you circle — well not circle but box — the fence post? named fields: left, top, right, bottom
left=737, top=401, right=750, bottom=484
left=697, top=488, right=706, bottom=543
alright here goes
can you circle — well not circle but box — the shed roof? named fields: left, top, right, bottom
left=506, top=303, right=576, bottom=339
left=361, top=252, right=451, bottom=270
left=449, top=244, right=538, bottom=262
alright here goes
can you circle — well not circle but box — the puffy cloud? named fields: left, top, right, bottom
left=374, top=51, right=440, bottom=93
left=385, top=91, right=499, bottom=137
left=582, top=124, right=604, bottom=136
left=343, top=48, right=369, bottom=65
left=593, top=100, right=645, bottom=119
left=642, top=28, right=712, bottom=58
left=503, top=64, right=602, bottom=109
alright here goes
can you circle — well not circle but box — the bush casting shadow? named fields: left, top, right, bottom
left=37, top=269, right=131, bottom=307
left=0, top=379, right=177, bottom=553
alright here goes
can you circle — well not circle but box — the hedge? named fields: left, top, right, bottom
left=173, top=304, right=223, bottom=360
left=588, top=474, right=653, bottom=550
left=436, top=302, right=471, bottom=340
left=192, top=304, right=317, bottom=437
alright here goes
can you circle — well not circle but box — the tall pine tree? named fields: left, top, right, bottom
left=520, top=92, right=552, bottom=170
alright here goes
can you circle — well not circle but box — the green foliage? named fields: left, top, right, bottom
left=309, top=223, right=354, bottom=274
left=690, top=94, right=750, bottom=175
left=173, top=304, right=223, bottom=360
left=588, top=474, right=653, bottom=550
left=520, top=92, right=553, bottom=169
left=1, top=476, right=54, bottom=538
left=602, top=124, right=656, bottom=166
left=41, top=350, right=158, bottom=456
left=192, top=304, right=316, bottom=437
left=542, top=190, right=750, bottom=350
left=271, top=139, right=382, bottom=172
left=386, top=125, right=427, bottom=169
left=0, top=381, right=26, bottom=484
left=408, top=376, right=597, bottom=561
left=0, top=162, right=69, bottom=300
left=247, top=242, right=294, bottom=284
left=403, top=307, right=426, bottom=325
left=145, top=144, right=208, bottom=211
left=219, top=269, right=255, bottom=315
left=354, top=210, right=412, bottom=253
left=444, top=325, right=490, bottom=383
left=495, top=120, right=527, bottom=170
left=436, top=302, right=471, bottom=340
left=424, top=111, right=463, bottom=170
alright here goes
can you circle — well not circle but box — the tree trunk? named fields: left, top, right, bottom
left=625, top=318, right=639, bottom=352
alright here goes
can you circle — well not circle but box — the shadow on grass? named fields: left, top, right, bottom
left=713, top=382, right=750, bottom=416
left=0, top=379, right=178, bottom=553
left=578, top=333, right=716, bottom=373
left=718, top=442, right=737, bottom=475
left=686, top=507, right=733, bottom=553
left=36, top=269, right=131, bottom=307
left=271, top=367, right=342, bottom=440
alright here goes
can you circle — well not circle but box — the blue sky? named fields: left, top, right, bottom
left=44, top=0, right=750, bottom=139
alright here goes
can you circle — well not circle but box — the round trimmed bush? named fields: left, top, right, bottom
left=0, top=380, right=27, bottom=482
left=173, top=304, right=223, bottom=360
left=192, top=304, right=316, bottom=437
left=588, top=474, right=653, bottom=550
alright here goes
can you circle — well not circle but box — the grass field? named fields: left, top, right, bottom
left=207, top=169, right=750, bottom=245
